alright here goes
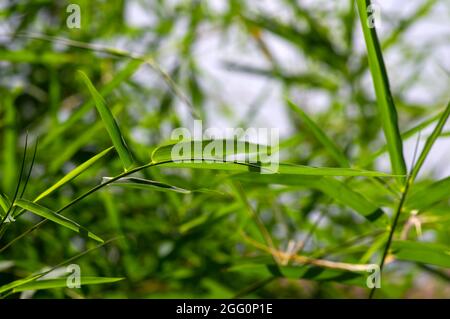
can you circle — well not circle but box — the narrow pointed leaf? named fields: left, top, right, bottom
left=151, top=141, right=395, bottom=177
left=410, top=101, right=450, bottom=182
left=0, top=274, right=41, bottom=295
left=103, top=177, right=190, bottom=194
left=356, top=0, right=407, bottom=177
left=155, top=161, right=396, bottom=177
left=406, top=176, right=450, bottom=211
left=35, top=147, right=114, bottom=202
left=234, top=173, right=387, bottom=223
left=151, top=139, right=274, bottom=163
left=360, top=111, right=442, bottom=167
left=78, top=70, right=134, bottom=170
left=14, top=199, right=103, bottom=243
left=287, top=99, right=350, bottom=167
left=42, top=59, right=143, bottom=148
left=0, top=193, right=11, bottom=214
left=12, top=277, right=124, bottom=293
left=277, top=163, right=393, bottom=177
left=392, top=240, right=450, bottom=268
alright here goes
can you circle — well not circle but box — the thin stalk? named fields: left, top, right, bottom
left=368, top=181, right=410, bottom=299
left=0, top=161, right=157, bottom=252
left=0, top=159, right=267, bottom=252
left=0, top=237, right=118, bottom=298
left=369, top=101, right=450, bottom=298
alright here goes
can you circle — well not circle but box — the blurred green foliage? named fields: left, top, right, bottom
left=0, top=0, right=449, bottom=298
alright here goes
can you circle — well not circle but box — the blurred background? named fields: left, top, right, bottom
left=0, top=0, right=449, bottom=298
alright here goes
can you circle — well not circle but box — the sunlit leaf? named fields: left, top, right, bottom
left=14, top=199, right=103, bottom=243
left=12, top=277, right=124, bottom=293
left=103, top=177, right=190, bottom=194
left=78, top=70, right=134, bottom=171
left=392, top=241, right=450, bottom=268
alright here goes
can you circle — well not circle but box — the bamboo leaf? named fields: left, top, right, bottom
left=48, top=109, right=119, bottom=173
left=103, top=177, right=190, bottom=194
left=0, top=193, right=11, bottom=215
left=277, top=163, right=394, bottom=177
left=406, top=176, right=450, bottom=211
left=151, top=139, right=274, bottom=163
left=287, top=99, right=350, bottom=167
left=42, top=59, right=143, bottom=148
left=410, top=101, right=450, bottom=182
left=0, top=275, right=41, bottom=295
left=356, top=0, right=407, bottom=177
left=35, top=147, right=114, bottom=202
left=78, top=70, right=134, bottom=171
left=0, top=240, right=113, bottom=295
left=155, top=161, right=396, bottom=177
left=151, top=140, right=396, bottom=177
left=392, top=240, right=450, bottom=268
left=14, top=199, right=103, bottom=243
left=12, top=277, right=124, bottom=293
left=234, top=173, right=387, bottom=223
left=360, top=111, right=442, bottom=167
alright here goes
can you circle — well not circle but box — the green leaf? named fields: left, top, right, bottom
left=154, top=160, right=273, bottom=173
left=406, top=176, right=450, bottom=211
left=392, top=240, right=450, bottom=268
left=42, top=59, right=143, bottom=148
left=48, top=113, right=117, bottom=173
left=355, top=0, right=437, bottom=76
left=0, top=275, right=41, bottom=295
left=179, top=202, right=240, bottom=234
left=410, top=101, right=450, bottom=182
left=360, top=111, right=442, bottom=167
left=0, top=193, right=11, bottom=215
left=14, top=199, right=103, bottom=243
left=103, top=177, right=190, bottom=194
left=276, top=163, right=393, bottom=177
left=381, top=0, right=437, bottom=50
left=155, top=161, right=396, bottom=177
left=78, top=70, right=134, bottom=171
left=151, top=140, right=396, bottom=177
left=151, top=139, right=274, bottom=163
left=35, top=147, right=114, bottom=202
left=287, top=99, right=350, bottom=167
left=234, top=173, right=387, bottom=223
left=356, top=0, right=407, bottom=177
left=0, top=240, right=112, bottom=295
left=12, top=277, right=124, bottom=293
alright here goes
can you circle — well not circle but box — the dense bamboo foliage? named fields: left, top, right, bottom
left=0, top=0, right=449, bottom=298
